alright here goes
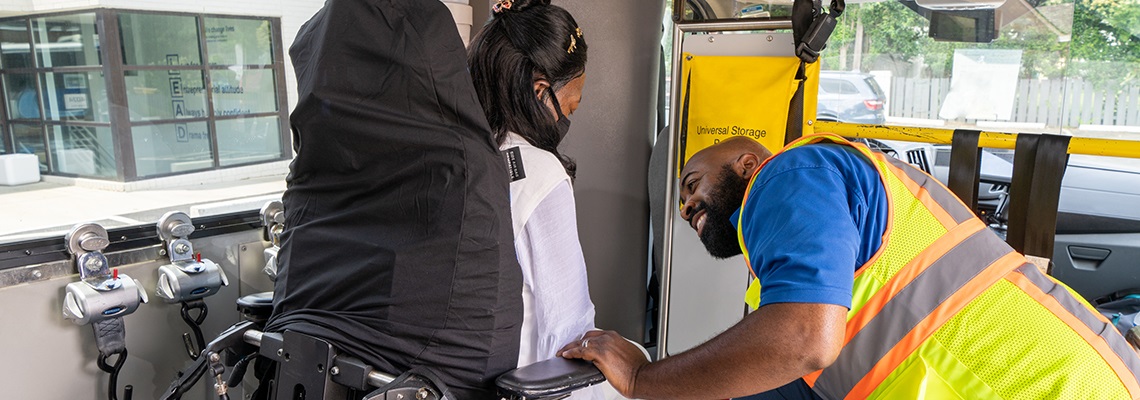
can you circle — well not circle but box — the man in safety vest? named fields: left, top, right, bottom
left=561, top=134, right=1140, bottom=399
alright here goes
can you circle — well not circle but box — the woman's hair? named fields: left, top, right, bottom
left=468, top=0, right=587, bottom=178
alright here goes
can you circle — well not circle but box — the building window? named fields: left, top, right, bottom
left=119, top=13, right=202, bottom=66
left=3, top=73, right=40, bottom=120
left=41, top=71, right=110, bottom=122
left=10, top=123, right=46, bottom=170
left=49, top=125, right=115, bottom=177
left=0, top=9, right=288, bottom=180
left=124, top=69, right=208, bottom=121
left=32, top=13, right=101, bottom=68
left=0, top=19, right=32, bottom=69
left=131, top=121, right=212, bottom=176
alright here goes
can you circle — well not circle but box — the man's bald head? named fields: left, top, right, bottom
left=682, top=137, right=773, bottom=183
left=678, top=137, right=774, bottom=258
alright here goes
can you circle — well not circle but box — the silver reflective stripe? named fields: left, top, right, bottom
left=883, top=156, right=974, bottom=225
left=813, top=228, right=1011, bottom=398
left=1015, top=265, right=1140, bottom=385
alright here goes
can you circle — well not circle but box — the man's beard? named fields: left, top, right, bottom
left=699, top=165, right=751, bottom=259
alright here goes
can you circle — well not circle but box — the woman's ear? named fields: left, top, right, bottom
left=533, top=78, right=551, bottom=101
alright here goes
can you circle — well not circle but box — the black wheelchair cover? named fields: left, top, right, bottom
left=266, top=0, right=522, bottom=397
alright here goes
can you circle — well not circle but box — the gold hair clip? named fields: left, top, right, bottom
left=493, top=0, right=512, bottom=13
left=575, top=27, right=583, bottom=38
left=567, top=34, right=577, bottom=54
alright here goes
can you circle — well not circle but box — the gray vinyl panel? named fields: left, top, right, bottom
left=0, top=229, right=268, bottom=400
left=661, top=32, right=797, bottom=355
left=1052, top=232, right=1140, bottom=300
left=555, top=0, right=664, bottom=341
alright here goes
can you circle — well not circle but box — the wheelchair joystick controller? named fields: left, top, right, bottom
left=154, top=211, right=229, bottom=359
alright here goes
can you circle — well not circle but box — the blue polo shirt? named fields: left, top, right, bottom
left=730, top=143, right=888, bottom=309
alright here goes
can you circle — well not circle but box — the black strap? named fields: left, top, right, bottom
left=1005, top=134, right=1071, bottom=261
left=678, top=66, right=693, bottom=173
left=793, top=0, right=845, bottom=63
left=786, top=0, right=845, bottom=141
left=948, top=129, right=983, bottom=213
left=785, top=62, right=808, bottom=145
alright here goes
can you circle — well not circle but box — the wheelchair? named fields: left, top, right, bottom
left=159, top=291, right=606, bottom=400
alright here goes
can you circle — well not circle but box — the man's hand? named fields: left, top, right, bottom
left=560, top=330, right=650, bottom=398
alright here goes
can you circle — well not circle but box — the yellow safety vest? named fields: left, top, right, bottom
left=737, top=133, right=1140, bottom=399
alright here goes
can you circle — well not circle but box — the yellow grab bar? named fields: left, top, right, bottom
left=815, top=121, right=1140, bottom=159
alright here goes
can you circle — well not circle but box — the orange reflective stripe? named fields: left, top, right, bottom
left=883, top=161, right=957, bottom=229
left=803, top=370, right=822, bottom=387
left=816, top=227, right=1015, bottom=398
left=844, top=218, right=986, bottom=345
left=845, top=252, right=1025, bottom=400
left=1008, top=269, right=1140, bottom=398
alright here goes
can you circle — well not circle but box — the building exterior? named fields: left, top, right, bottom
left=0, top=0, right=474, bottom=183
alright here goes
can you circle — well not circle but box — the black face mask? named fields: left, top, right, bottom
left=547, top=88, right=572, bottom=145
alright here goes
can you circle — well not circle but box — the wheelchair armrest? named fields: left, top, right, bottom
left=495, top=357, right=605, bottom=399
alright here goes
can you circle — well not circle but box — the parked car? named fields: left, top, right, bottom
left=817, top=71, right=887, bottom=125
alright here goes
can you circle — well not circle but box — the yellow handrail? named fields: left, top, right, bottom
left=815, top=121, right=1140, bottom=159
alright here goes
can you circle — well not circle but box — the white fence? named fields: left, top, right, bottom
left=889, top=78, right=1140, bottom=128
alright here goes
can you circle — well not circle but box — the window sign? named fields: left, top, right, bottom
left=216, top=116, right=281, bottom=166
left=0, top=19, right=32, bottom=69
left=32, top=14, right=100, bottom=68
left=4, top=73, right=40, bottom=120
left=119, top=13, right=202, bottom=66
left=211, top=68, right=278, bottom=116
left=41, top=72, right=111, bottom=122
left=49, top=125, right=116, bottom=177
left=132, top=121, right=213, bottom=177
left=125, top=70, right=207, bottom=121
left=205, top=18, right=273, bottom=66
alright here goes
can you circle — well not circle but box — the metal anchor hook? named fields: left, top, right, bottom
left=180, top=300, right=209, bottom=359
left=98, top=350, right=134, bottom=400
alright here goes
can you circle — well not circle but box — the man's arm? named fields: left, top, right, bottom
left=561, top=302, right=846, bottom=399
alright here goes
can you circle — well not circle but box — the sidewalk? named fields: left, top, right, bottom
left=0, top=174, right=286, bottom=243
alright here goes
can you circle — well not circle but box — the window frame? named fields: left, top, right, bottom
left=0, top=8, right=290, bottom=181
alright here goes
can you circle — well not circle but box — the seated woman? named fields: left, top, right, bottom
left=468, top=0, right=602, bottom=390
left=265, top=0, right=524, bottom=398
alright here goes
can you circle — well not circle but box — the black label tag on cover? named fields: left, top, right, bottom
left=503, top=146, right=526, bottom=182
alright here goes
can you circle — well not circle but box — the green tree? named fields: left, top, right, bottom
left=1068, top=0, right=1140, bottom=86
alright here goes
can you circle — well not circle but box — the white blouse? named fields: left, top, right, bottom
left=515, top=181, right=598, bottom=366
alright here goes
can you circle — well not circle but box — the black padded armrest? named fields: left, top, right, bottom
left=496, top=357, right=606, bottom=399
left=236, top=291, right=274, bottom=323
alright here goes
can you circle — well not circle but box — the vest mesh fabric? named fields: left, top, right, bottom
left=927, top=279, right=1129, bottom=399
left=849, top=159, right=946, bottom=319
